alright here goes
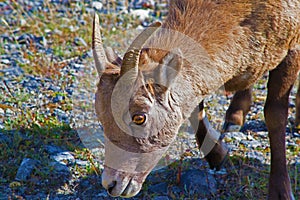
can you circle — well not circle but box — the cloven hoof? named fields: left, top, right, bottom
left=205, top=140, right=229, bottom=171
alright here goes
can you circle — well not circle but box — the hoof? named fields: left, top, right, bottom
left=222, top=122, right=241, bottom=132
left=210, top=153, right=229, bottom=171
left=205, top=140, right=229, bottom=171
left=292, top=126, right=300, bottom=137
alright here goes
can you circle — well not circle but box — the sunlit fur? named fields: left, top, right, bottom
left=95, top=0, right=300, bottom=198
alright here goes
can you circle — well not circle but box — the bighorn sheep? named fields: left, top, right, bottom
left=92, top=0, right=300, bottom=199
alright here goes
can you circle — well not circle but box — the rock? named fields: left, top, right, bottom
left=52, top=151, right=75, bottom=165
left=5, top=108, right=13, bottom=116
left=130, top=0, right=155, bottom=9
left=0, top=108, right=5, bottom=116
left=53, top=95, right=64, bottom=103
left=20, top=18, right=27, bottom=26
left=17, top=33, right=35, bottom=45
left=78, top=178, right=90, bottom=188
left=76, top=125, right=105, bottom=149
left=72, top=63, right=85, bottom=69
left=1, top=59, right=10, bottom=65
left=180, top=169, right=217, bottom=195
left=53, top=28, right=62, bottom=36
left=66, top=88, right=73, bottom=95
left=256, top=131, right=268, bottom=139
left=226, top=132, right=247, bottom=141
left=241, top=139, right=262, bottom=149
left=1, top=66, right=24, bottom=77
left=293, top=132, right=300, bottom=137
left=246, top=151, right=265, bottom=163
left=0, top=34, right=14, bottom=43
left=49, top=161, right=70, bottom=174
left=241, top=120, right=267, bottom=132
left=92, top=1, right=103, bottom=10
left=11, top=51, right=23, bottom=58
left=153, top=196, right=170, bottom=200
left=48, top=85, right=61, bottom=92
left=225, top=124, right=242, bottom=132
left=130, top=9, right=152, bottom=22
left=75, top=159, right=88, bottom=166
left=0, top=132, right=11, bottom=144
left=68, top=25, right=78, bottom=32
left=54, top=108, right=69, bottom=123
left=78, top=19, right=86, bottom=26
left=15, top=158, right=40, bottom=181
left=96, top=191, right=109, bottom=198
left=45, top=144, right=64, bottom=155
left=74, top=37, right=87, bottom=47
left=148, top=182, right=168, bottom=195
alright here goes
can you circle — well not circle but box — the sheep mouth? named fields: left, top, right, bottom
left=120, top=178, right=134, bottom=197
left=106, top=177, right=142, bottom=198
left=102, top=167, right=146, bottom=198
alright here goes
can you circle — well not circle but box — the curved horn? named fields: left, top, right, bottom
left=92, top=13, right=108, bottom=76
left=121, top=22, right=161, bottom=76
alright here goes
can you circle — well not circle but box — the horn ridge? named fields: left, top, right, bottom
left=121, top=22, right=161, bottom=76
left=93, top=13, right=108, bottom=76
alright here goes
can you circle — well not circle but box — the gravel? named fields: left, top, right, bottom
left=0, top=0, right=299, bottom=199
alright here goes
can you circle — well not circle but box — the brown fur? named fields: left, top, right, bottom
left=94, top=0, right=300, bottom=198
left=142, top=0, right=299, bottom=92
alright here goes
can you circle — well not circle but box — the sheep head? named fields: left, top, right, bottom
left=93, top=14, right=185, bottom=197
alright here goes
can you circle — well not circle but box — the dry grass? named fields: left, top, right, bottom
left=0, top=1, right=299, bottom=199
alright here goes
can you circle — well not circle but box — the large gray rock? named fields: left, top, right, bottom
left=15, top=158, right=40, bottom=181
left=153, top=196, right=170, bottom=200
left=45, top=144, right=64, bottom=155
left=148, top=182, right=169, bottom=195
left=180, top=169, right=217, bottom=195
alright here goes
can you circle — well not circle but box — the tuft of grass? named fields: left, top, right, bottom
left=0, top=1, right=142, bottom=77
left=1, top=0, right=298, bottom=199
left=74, top=148, right=101, bottom=176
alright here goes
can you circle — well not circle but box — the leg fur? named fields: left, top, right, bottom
left=190, top=101, right=228, bottom=170
left=265, top=49, right=299, bottom=200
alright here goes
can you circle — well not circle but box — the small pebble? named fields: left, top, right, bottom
left=92, top=2, right=103, bottom=10
left=1, top=1, right=299, bottom=199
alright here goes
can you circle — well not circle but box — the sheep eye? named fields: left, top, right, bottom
left=132, top=114, right=146, bottom=125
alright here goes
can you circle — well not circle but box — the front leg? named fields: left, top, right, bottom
left=189, top=101, right=228, bottom=170
left=223, top=88, right=252, bottom=132
left=294, top=81, right=300, bottom=129
left=264, top=49, right=299, bottom=200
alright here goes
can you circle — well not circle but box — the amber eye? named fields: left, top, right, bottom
left=132, top=113, right=146, bottom=125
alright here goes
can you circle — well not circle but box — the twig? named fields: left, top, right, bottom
left=57, top=56, right=81, bottom=65
left=2, top=80, right=14, bottom=98
left=44, top=0, right=54, bottom=19
left=241, top=163, right=268, bottom=173
left=10, top=0, right=34, bottom=21
left=9, top=0, right=44, bottom=37
left=294, top=164, right=297, bottom=194
left=1, top=18, right=20, bottom=48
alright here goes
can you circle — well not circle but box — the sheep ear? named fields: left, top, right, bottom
left=155, top=49, right=183, bottom=90
left=105, top=47, right=122, bottom=67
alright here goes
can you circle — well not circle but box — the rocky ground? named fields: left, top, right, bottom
left=0, top=1, right=299, bottom=199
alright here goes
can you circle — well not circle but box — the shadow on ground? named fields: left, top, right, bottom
left=0, top=125, right=299, bottom=199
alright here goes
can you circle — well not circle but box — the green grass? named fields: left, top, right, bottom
left=0, top=1, right=143, bottom=197
left=0, top=1, right=141, bottom=77
left=0, top=0, right=299, bottom=199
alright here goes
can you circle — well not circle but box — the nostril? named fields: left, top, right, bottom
left=107, top=181, right=117, bottom=194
